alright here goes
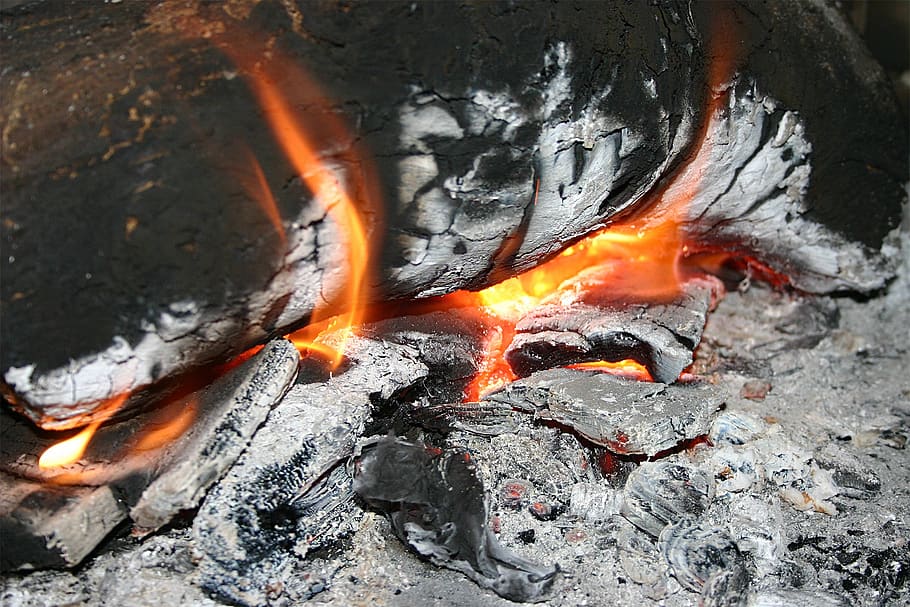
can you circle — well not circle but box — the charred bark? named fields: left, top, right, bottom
left=0, top=0, right=905, bottom=427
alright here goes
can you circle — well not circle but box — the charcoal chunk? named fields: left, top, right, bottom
left=354, top=436, right=559, bottom=603
left=621, top=462, right=715, bottom=537
left=486, top=368, right=724, bottom=456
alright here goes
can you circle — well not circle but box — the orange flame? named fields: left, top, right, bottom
left=461, top=10, right=740, bottom=399
left=38, top=393, right=128, bottom=469
left=219, top=34, right=376, bottom=369
left=133, top=396, right=198, bottom=453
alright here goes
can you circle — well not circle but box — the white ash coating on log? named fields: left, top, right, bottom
left=621, top=462, right=716, bottom=538
left=193, top=337, right=428, bottom=607
left=353, top=436, right=560, bottom=603
left=484, top=368, right=724, bottom=456
left=131, top=338, right=300, bottom=530
left=0, top=471, right=126, bottom=572
left=2, top=0, right=905, bottom=427
left=505, top=278, right=720, bottom=383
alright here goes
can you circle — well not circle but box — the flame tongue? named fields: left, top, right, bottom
left=221, top=34, right=376, bottom=369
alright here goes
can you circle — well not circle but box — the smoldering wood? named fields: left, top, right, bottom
left=1, top=0, right=905, bottom=428
left=193, top=337, right=428, bottom=607
left=0, top=471, right=126, bottom=571
left=0, top=338, right=298, bottom=570
left=505, top=277, right=720, bottom=383
left=483, top=368, right=724, bottom=456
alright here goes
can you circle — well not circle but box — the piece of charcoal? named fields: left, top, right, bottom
left=701, top=562, right=752, bottom=607
left=505, top=278, right=720, bottom=383
left=193, top=337, right=427, bottom=607
left=658, top=518, right=748, bottom=594
left=745, top=589, right=847, bottom=607
left=485, top=368, right=724, bottom=456
left=621, top=462, right=715, bottom=537
left=353, top=435, right=560, bottom=603
left=408, top=401, right=525, bottom=437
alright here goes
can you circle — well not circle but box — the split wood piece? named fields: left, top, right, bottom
left=2, top=1, right=904, bottom=429
left=0, top=338, right=299, bottom=570
left=505, top=278, right=720, bottom=383
left=193, top=337, right=428, bottom=607
left=0, top=471, right=126, bottom=572
left=131, top=338, right=300, bottom=530
left=485, top=368, right=725, bottom=456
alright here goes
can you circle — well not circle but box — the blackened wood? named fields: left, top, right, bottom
left=505, top=278, right=720, bottom=383
left=193, top=336, right=428, bottom=607
left=1, top=0, right=905, bottom=427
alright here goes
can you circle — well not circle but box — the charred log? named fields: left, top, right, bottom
left=0, top=0, right=905, bottom=426
left=505, top=278, right=720, bottom=383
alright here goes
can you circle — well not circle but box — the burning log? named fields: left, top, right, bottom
left=1, top=0, right=905, bottom=428
left=505, top=277, right=721, bottom=383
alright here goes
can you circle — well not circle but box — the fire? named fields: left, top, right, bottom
left=460, top=216, right=688, bottom=399
left=219, top=33, right=377, bottom=369
left=38, top=392, right=128, bottom=469
left=133, top=396, right=198, bottom=453
left=459, top=11, right=740, bottom=400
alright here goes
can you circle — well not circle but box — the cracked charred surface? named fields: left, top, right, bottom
left=1, top=0, right=905, bottom=427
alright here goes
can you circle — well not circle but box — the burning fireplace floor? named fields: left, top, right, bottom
left=2, top=241, right=910, bottom=606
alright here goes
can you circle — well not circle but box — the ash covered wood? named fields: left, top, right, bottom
left=1, top=0, right=905, bottom=427
left=505, top=277, right=720, bottom=383
left=483, top=368, right=724, bottom=456
left=0, top=339, right=298, bottom=570
left=131, top=338, right=300, bottom=530
left=193, top=337, right=427, bottom=606
left=353, top=436, right=560, bottom=603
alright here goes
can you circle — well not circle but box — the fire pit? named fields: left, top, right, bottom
left=1, top=1, right=908, bottom=606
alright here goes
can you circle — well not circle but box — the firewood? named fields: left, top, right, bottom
left=1, top=0, right=904, bottom=427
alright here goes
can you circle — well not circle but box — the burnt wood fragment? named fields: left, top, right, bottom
left=353, top=435, right=560, bottom=603
left=505, top=278, right=720, bottom=383
left=485, top=369, right=723, bottom=456
left=0, top=471, right=126, bottom=571
left=193, top=337, right=427, bottom=607
left=0, top=339, right=298, bottom=570
left=1, top=0, right=905, bottom=426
